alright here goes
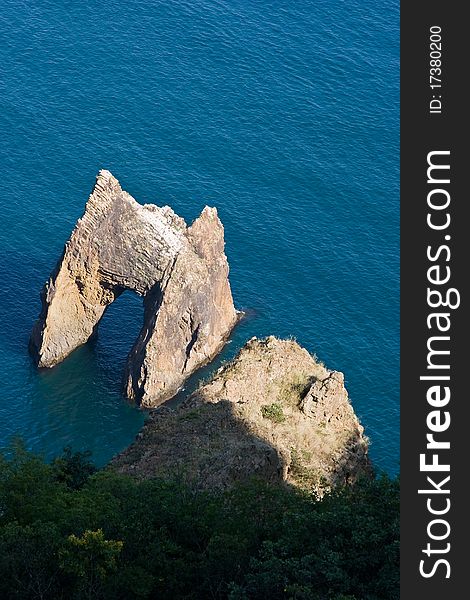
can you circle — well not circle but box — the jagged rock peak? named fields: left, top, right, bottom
left=30, top=171, right=239, bottom=407
left=111, top=337, right=371, bottom=494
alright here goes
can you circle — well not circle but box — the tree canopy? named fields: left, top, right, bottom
left=0, top=441, right=399, bottom=599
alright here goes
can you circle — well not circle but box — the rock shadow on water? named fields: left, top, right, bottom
left=28, top=332, right=145, bottom=467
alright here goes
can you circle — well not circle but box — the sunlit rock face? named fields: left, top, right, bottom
left=30, top=170, right=238, bottom=407
left=111, top=337, right=371, bottom=494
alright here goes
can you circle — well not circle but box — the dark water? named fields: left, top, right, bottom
left=0, top=0, right=399, bottom=472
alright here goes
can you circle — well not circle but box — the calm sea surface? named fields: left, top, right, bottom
left=0, top=0, right=399, bottom=473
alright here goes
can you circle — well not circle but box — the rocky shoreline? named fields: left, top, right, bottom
left=111, top=337, right=371, bottom=495
left=31, top=174, right=371, bottom=493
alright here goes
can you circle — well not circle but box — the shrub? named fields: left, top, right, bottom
left=52, top=446, right=97, bottom=490
left=260, top=403, right=286, bottom=423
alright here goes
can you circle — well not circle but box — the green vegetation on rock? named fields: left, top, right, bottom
left=276, top=372, right=313, bottom=407
left=260, top=402, right=286, bottom=423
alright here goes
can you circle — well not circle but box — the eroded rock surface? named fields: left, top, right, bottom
left=111, top=337, right=371, bottom=494
left=30, top=170, right=238, bottom=406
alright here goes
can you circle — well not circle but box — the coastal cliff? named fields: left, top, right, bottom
left=112, top=337, right=371, bottom=494
left=30, top=170, right=238, bottom=407
left=30, top=173, right=370, bottom=494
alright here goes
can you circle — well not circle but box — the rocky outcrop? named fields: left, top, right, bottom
left=111, top=337, right=371, bottom=494
left=30, top=170, right=238, bottom=407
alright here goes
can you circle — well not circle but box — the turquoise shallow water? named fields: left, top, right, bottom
left=0, top=0, right=399, bottom=472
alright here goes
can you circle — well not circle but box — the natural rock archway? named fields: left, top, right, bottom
left=30, top=170, right=238, bottom=407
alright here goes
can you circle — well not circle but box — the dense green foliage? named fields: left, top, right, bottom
left=0, top=441, right=399, bottom=599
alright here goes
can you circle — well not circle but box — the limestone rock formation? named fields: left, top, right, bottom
left=111, top=337, right=371, bottom=494
left=30, top=170, right=238, bottom=407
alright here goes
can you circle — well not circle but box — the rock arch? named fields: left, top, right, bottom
left=30, top=171, right=238, bottom=407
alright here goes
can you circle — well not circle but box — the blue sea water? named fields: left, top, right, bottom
left=0, top=0, right=399, bottom=473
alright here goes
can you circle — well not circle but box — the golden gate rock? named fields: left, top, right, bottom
left=30, top=170, right=238, bottom=407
